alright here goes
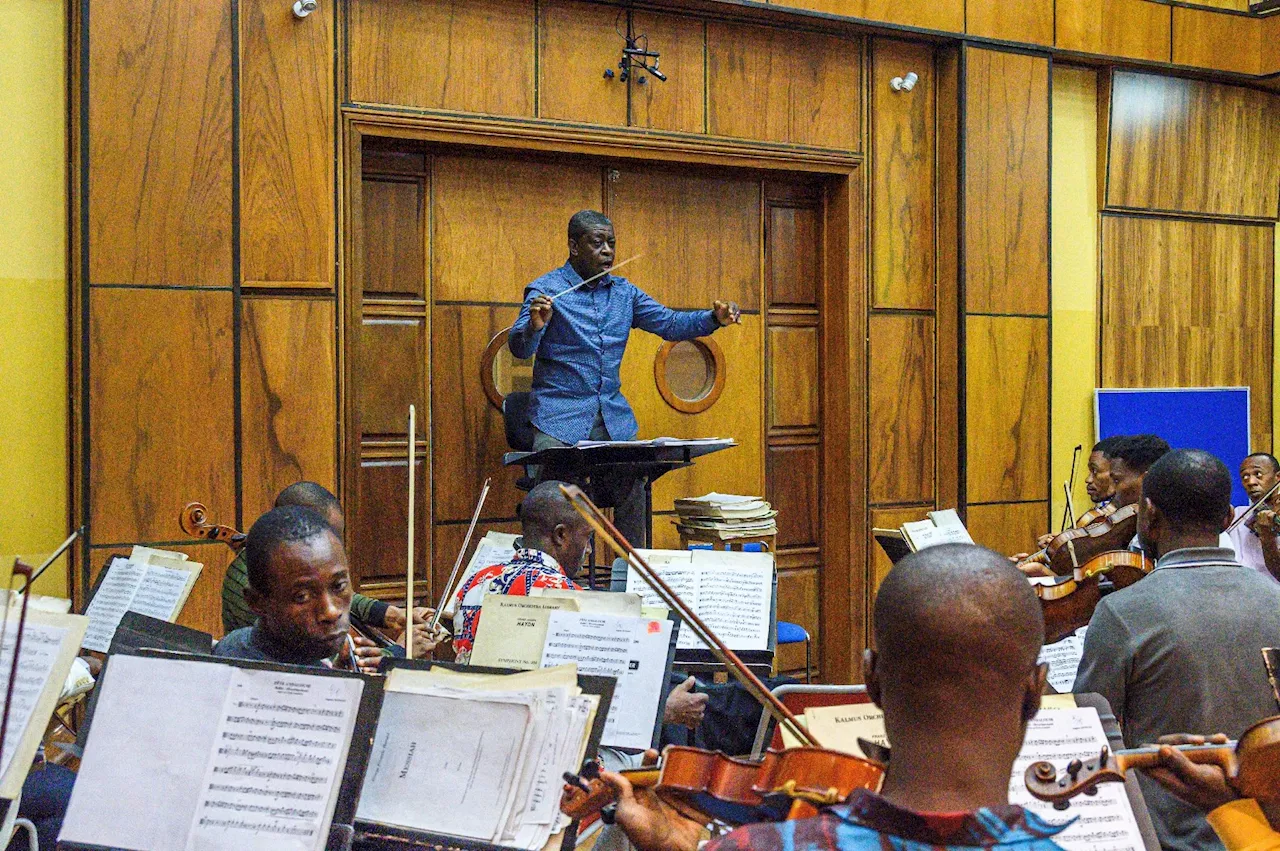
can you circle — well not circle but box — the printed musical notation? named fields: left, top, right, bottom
left=626, top=553, right=772, bottom=651
left=0, top=621, right=68, bottom=782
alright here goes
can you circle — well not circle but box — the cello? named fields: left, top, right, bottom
left=557, top=485, right=885, bottom=829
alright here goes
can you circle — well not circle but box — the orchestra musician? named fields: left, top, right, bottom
left=1225, top=453, right=1280, bottom=582
left=1074, top=450, right=1280, bottom=851
left=1030, top=436, right=1124, bottom=551
left=599, top=544, right=1070, bottom=851
left=509, top=210, right=741, bottom=543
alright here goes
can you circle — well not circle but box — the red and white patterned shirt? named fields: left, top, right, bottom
left=452, top=548, right=581, bottom=663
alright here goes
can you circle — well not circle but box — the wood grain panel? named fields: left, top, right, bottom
left=767, top=444, right=820, bottom=550
left=1107, top=72, right=1280, bottom=220
left=867, top=505, right=930, bottom=639
left=781, top=0, right=963, bottom=32
left=776, top=568, right=820, bottom=674
left=88, top=0, right=232, bottom=286
left=1172, top=6, right=1264, bottom=76
left=965, top=316, right=1049, bottom=504
left=538, top=1, right=628, bottom=127
left=871, top=39, right=935, bottom=311
left=964, top=48, right=1050, bottom=316
left=430, top=305, right=528, bottom=523
left=768, top=205, right=820, bottom=307
left=362, top=177, right=425, bottom=299
left=347, top=0, right=534, bottom=117
left=966, top=0, right=1053, bottom=46
left=91, top=543, right=231, bottom=637
left=707, top=22, right=860, bottom=150
left=629, top=12, right=706, bottom=134
left=1055, top=0, right=1170, bottom=63
left=868, top=315, right=935, bottom=505
left=965, top=501, right=1048, bottom=558
left=241, top=297, right=337, bottom=522
left=89, top=288, right=235, bottom=543
left=609, top=169, right=762, bottom=311
left=359, top=317, right=425, bottom=437
left=240, top=0, right=334, bottom=287
left=432, top=155, right=601, bottom=304
left=768, top=325, right=820, bottom=428
left=621, top=316, right=765, bottom=508
left=1101, top=216, right=1274, bottom=451
left=349, top=457, right=428, bottom=590
left=936, top=46, right=961, bottom=511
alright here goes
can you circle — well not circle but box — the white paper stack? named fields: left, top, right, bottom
left=673, top=492, right=778, bottom=540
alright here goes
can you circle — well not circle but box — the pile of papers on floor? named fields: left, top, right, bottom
left=672, top=492, right=778, bottom=540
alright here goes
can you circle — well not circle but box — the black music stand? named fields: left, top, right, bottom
left=503, top=440, right=735, bottom=548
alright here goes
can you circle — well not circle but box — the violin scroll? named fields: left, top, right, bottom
left=1024, top=748, right=1122, bottom=809
left=180, top=502, right=247, bottom=551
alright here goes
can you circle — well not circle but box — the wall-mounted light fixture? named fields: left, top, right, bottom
left=890, top=72, right=919, bottom=92
left=603, top=12, right=667, bottom=85
left=292, top=0, right=318, bottom=19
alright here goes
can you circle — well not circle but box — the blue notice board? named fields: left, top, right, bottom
left=1095, top=387, right=1252, bottom=507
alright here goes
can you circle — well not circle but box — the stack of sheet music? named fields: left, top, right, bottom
left=673, top=492, right=778, bottom=540
left=357, top=664, right=598, bottom=850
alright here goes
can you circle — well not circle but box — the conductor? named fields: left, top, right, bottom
left=509, top=210, right=740, bottom=543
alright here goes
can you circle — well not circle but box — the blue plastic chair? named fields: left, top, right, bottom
left=776, top=621, right=812, bottom=683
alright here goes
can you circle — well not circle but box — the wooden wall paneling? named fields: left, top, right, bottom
left=432, top=155, right=602, bottom=304
left=240, top=297, right=337, bottom=523
left=346, top=0, right=534, bottom=117
left=628, top=12, right=706, bottom=134
left=767, top=205, right=820, bottom=307
left=621, top=315, right=766, bottom=507
left=965, top=501, right=1049, bottom=556
left=868, top=315, right=935, bottom=505
left=1054, top=0, right=1170, bottom=63
left=707, top=22, right=861, bottom=150
left=1171, top=6, right=1264, bottom=76
left=1100, top=216, right=1274, bottom=451
left=359, top=314, right=426, bottom=438
left=963, top=48, right=1050, bottom=316
left=89, top=288, right=235, bottom=543
left=767, top=324, right=820, bottom=429
left=608, top=169, right=762, bottom=311
left=88, top=0, right=232, bottom=287
left=966, top=0, right=1054, bottom=46
left=866, top=504, right=929, bottom=641
left=240, top=0, right=334, bottom=287
left=362, top=176, right=425, bottom=299
left=1267, top=15, right=1280, bottom=76
left=1106, top=72, right=1280, bottom=220
left=430, top=305, right=529, bottom=523
left=871, top=39, right=935, bottom=311
left=965, top=316, right=1050, bottom=503
left=538, top=1, right=629, bottom=127
left=776, top=567, right=820, bottom=674
left=935, top=46, right=960, bottom=511
left=90, top=543, right=231, bottom=637
left=779, top=0, right=964, bottom=33
left=350, top=455, right=429, bottom=589
left=767, top=443, right=821, bottom=550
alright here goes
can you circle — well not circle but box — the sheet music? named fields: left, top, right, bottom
left=540, top=611, right=672, bottom=750
left=0, top=621, right=68, bottom=782
left=131, top=564, right=193, bottom=620
left=694, top=565, right=770, bottom=651
left=188, top=667, right=363, bottom=851
left=1038, top=629, right=1088, bottom=693
left=802, top=703, right=887, bottom=760
left=81, top=558, right=146, bottom=653
left=1010, top=708, right=1146, bottom=851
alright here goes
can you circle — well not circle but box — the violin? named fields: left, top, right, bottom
left=1033, top=550, right=1152, bottom=644
left=1024, top=715, right=1280, bottom=808
left=1023, top=504, right=1118, bottom=567
left=1025, top=503, right=1139, bottom=577
left=557, top=485, right=885, bottom=828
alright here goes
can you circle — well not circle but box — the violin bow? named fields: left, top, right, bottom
left=1226, top=479, right=1280, bottom=534
left=1058, top=444, right=1082, bottom=532
left=407, top=405, right=417, bottom=660
left=27, top=528, right=82, bottom=588
left=1263, top=647, right=1280, bottom=713
left=0, top=560, right=34, bottom=779
left=560, top=484, right=819, bottom=749
left=431, top=477, right=492, bottom=633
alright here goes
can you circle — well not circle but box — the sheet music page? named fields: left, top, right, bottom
left=540, top=611, right=672, bottom=750
left=802, top=703, right=887, bottom=760
left=1038, top=630, right=1087, bottom=693
left=470, top=595, right=579, bottom=670
left=81, top=558, right=146, bottom=653
left=446, top=532, right=520, bottom=617
left=1010, top=707, right=1146, bottom=851
left=901, top=520, right=947, bottom=551
left=0, top=621, right=68, bottom=782
left=187, top=667, right=363, bottom=851
left=691, top=562, right=771, bottom=651
left=531, top=588, right=643, bottom=616
left=129, top=563, right=194, bottom=620
left=625, top=563, right=699, bottom=616
left=927, top=509, right=975, bottom=544
left=357, top=689, right=533, bottom=841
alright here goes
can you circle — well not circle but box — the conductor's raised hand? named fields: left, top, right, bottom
left=529, top=295, right=554, bottom=332
left=712, top=300, right=740, bottom=327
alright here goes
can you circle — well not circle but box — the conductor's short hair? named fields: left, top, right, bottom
left=1142, top=449, right=1233, bottom=530
left=568, top=210, right=612, bottom=242
left=245, top=505, right=333, bottom=595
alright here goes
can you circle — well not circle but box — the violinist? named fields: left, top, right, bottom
left=602, top=544, right=1070, bottom=851
left=1029, top=437, right=1123, bottom=551
left=1074, top=450, right=1280, bottom=851
left=1225, top=453, right=1280, bottom=582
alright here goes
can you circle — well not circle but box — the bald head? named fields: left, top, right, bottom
left=873, top=544, right=1044, bottom=712
left=518, top=481, right=593, bottom=576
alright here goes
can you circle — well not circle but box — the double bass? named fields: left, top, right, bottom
left=557, top=485, right=885, bottom=829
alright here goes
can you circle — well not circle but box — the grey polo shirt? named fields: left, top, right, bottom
left=1074, top=546, right=1280, bottom=851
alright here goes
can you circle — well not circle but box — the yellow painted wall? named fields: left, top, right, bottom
left=0, top=1, right=69, bottom=595
left=1049, top=67, right=1099, bottom=526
